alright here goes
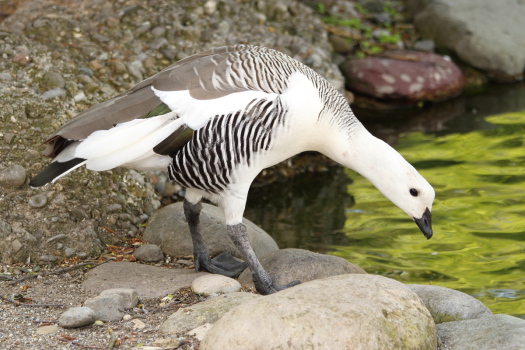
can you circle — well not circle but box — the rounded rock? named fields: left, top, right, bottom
left=200, top=275, right=436, bottom=350
left=192, top=275, right=242, bottom=295
left=59, top=307, right=96, bottom=328
left=28, top=194, right=48, bottom=208
left=340, top=50, right=464, bottom=103
left=133, top=244, right=164, bottom=262
left=0, top=165, right=26, bottom=188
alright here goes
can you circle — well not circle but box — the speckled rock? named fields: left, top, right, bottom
left=200, top=274, right=437, bottom=350
left=340, top=50, right=464, bottom=103
left=0, top=165, right=26, bottom=188
left=28, top=194, right=47, bottom=208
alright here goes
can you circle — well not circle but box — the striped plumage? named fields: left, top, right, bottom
left=30, top=45, right=435, bottom=295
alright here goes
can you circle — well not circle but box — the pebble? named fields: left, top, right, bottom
left=204, top=0, right=217, bottom=15
left=0, top=72, right=13, bottom=81
left=45, top=234, right=67, bottom=244
left=78, top=67, right=94, bottom=77
left=131, top=318, right=146, bottom=329
left=107, top=203, right=122, bottom=212
left=64, top=247, right=76, bottom=257
left=36, top=325, right=60, bottom=334
left=0, top=165, right=26, bottom=188
left=59, top=307, right=96, bottom=328
left=73, top=92, right=86, bottom=102
left=126, top=60, right=143, bottom=80
left=191, top=274, right=242, bottom=295
left=133, top=244, right=164, bottom=262
left=12, top=53, right=30, bottom=65
left=28, top=194, right=48, bottom=208
left=41, top=71, right=66, bottom=90
left=39, top=255, right=59, bottom=262
left=41, top=88, right=66, bottom=100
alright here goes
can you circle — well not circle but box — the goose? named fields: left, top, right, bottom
left=30, top=45, right=435, bottom=295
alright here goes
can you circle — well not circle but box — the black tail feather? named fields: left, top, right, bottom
left=29, top=158, right=86, bottom=187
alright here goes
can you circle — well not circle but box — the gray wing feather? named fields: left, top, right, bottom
left=41, top=45, right=299, bottom=157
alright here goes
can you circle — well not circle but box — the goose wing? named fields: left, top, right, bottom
left=42, top=45, right=295, bottom=158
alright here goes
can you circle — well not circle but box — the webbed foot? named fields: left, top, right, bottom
left=194, top=251, right=247, bottom=278
left=256, top=279, right=301, bottom=295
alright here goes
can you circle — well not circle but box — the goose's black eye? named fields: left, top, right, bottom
left=410, top=188, right=419, bottom=197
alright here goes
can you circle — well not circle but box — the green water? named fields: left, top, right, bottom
left=245, top=84, right=525, bottom=319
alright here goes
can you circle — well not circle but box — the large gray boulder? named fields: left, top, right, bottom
left=144, top=202, right=278, bottom=259
left=408, top=284, right=492, bottom=324
left=437, top=314, right=525, bottom=350
left=408, top=0, right=525, bottom=82
left=238, top=248, right=366, bottom=289
left=200, top=274, right=437, bottom=350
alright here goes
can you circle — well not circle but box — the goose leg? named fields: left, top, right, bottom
left=184, top=200, right=247, bottom=278
left=227, top=223, right=300, bottom=295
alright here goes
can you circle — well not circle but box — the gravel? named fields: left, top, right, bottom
left=1, top=262, right=205, bottom=349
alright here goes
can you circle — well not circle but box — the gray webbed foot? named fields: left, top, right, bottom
left=194, top=251, right=247, bottom=278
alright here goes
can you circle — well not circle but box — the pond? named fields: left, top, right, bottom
left=244, top=82, right=525, bottom=319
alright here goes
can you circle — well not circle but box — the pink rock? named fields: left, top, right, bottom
left=341, top=50, right=464, bottom=103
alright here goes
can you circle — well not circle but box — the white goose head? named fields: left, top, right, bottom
left=322, top=123, right=435, bottom=238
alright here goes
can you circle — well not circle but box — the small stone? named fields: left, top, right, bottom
left=41, top=71, right=66, bottom=90
left=64, top=248, right=76, bottom=257
left=0, top=165, right=26, bottom=188
left=84, top=294, right=126, bottom=322
left=112, top=61, right=127, bottom=74
left=151, top=26, right=166, bottom=37
left=41, top=88, right=66, bottom=100
left=46, top=234, right=67, bottom=244
left=100, top=288, right=139, bottom=309
left=123, top=314, right=132, bottom=321
left=73, top=92, right=86, bottom=102
left=191, top=274, right=242, bottom=295
left=39, top=255, right=59, bottom=262
left=204, top=0, right=217, bottom=15
left=133, top=244, right=164, bottom=262
left=3, top=133, right=15, bottom=144
left=126, top=61, right=143, bottom=80
left=131, top=318, right=146, bottom=329
left=107, top=203, right=122, bottom=212
left=59, top=307, right=96, bottom=328
left=12, top=53, right=30, bottom=65
left=36, top=325, right=60, bottom=334
left=78, top=67, right=94, bottom=77
left=28, top=194, right=48, bottom=208
left=0, top=72, right=13, bottom=81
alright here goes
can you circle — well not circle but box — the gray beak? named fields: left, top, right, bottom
left=414, top=208, right=432, bottom=239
